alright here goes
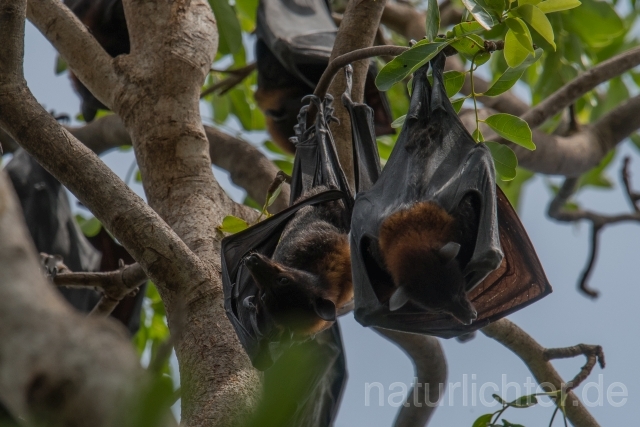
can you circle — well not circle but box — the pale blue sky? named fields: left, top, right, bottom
left=16, top=20, right=640, bottom=426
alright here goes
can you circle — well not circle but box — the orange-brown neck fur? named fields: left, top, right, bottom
left=316, top=236, right=354, bottom=309
left=379, top=202, right=455, bottom=285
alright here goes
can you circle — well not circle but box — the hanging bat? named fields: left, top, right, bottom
left=221, top=65, right=379, bottom=365
left=63, top=0, right=129, bottom=122
left=254, top=0, right=394, bottom=152
left=6, top=149, right=144, bottom=335
left=349, top=52, right=552, bottom=337
left=222, top=66, right=375, bottom=426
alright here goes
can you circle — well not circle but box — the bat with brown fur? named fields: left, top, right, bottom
left=221, top=66, right=379, bottom=368
left=349, top=52, right=552, bottom=337
left=254, top=0, right=394, bottom=153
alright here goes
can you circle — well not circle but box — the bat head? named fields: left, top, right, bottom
left=244, top=253, right=337, bottom=334
left=388, top=242, right=478, bottom=325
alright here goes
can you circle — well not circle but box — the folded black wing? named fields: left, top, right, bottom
left=342, top=65, right=382, bottom=194
left=256, top=0, right=336, bottom=87
left=350, top=53, right=551, bottom=337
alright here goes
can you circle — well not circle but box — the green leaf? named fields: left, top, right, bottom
left=472, top=413, right=495, bottom=427
left=217, top=215, right=249, bottom=234
left=509, top=394, right=538, bottom=407
left=505, top=17, right=535, bottom=54
left=446, top=21, right=485, bottom=39
left=537, top=0, right=581, bottom=13
left=519, top=0, right=542, bottom=4
left=443, top=71, right=466, bottom=97
left=274, top=159, right=293, bottom=175
left=461, top=0, right=499, bottom=30
left=484, top=0, right=507, bottom=14
left=483, top=113, right=536, bottom=150
left=504, top=29, right=530, bottom=68
left=562, top=0, right=623, bottom=48
left=266, top=183, right=283, bottom=208
left=75, top=215, right=102, bottom=237
left=474, top=51, right=492, bottom=66
left=55, top=55, right=67, bottom=75
left=235, top=0, right=259, bottom=32
left=451, top=34, right=486, bottom=59
left=473, top=129, right=484, bottom=142
left=493, top=394, right=507, bottom=404
left=425, top=0, right=440, bottom=42
left=502, top=420, right=526, bottom=427
left=391, top=115, right=407, bottom=129
left=134, top=170, right=142, bottom=183
left=512, top=4, right=556, bottom=49
left=497, top=167, right=534, bottom=210
left=486, top=142, right=517, bottom=181
left=376, top=41, right=448, bottom=91
left=209, top=0, right=242, bottom=55
left=451, top=97, right=467, bottom=113
left=484, top=48, right=542, bottom=96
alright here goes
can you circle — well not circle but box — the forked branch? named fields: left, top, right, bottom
left=547, top=157, right=640, bottom=297
left=482, top=319, right=602, bottom=427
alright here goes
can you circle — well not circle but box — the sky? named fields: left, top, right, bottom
left=14, top=20, right=640, bottom=427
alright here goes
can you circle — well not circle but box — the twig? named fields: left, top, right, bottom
left=544, top=344, right=605, bottom=390
left=200, top=63, right=256, bottom=98
left=547, top=158, right=640, bottom=298
left=315, top=45, right=409, bottom=99
left=622, top=156, right=640, bottom=211
left=482, top=319, right=601, bottom=427
left=52, top=259, right=148, bottom=316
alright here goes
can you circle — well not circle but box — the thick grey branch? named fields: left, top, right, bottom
left=26, top=0, right=118, bottom=109
left=375, top=329, right=447, bottom=427
left=482, top=319, right=601, bottom=427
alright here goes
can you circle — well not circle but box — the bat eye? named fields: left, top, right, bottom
left=278, top=277, right=290, bottom=285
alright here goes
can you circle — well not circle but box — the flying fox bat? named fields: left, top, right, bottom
left=221, top=66, right=379, bottom=368
left=349, top=52, right=552, bottom=337
left=6, top=149, right=144, bottom=335
left=63, top=0, right=129, bottom=121
left=254, top=0, right=394, bottom=152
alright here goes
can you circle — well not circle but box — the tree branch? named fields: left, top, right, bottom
left=325, top=0, right=388, bottom=186
left=547, top=158, right=640, bottom=297
left=521, top=46, right=640, bottom=129
left=26, top=0, right=118, bottom=109
left=375, top=329, right=447, bottom=427
left=52, top=260, right=148, bottom=317
left=482, top=319, right=602, bottom=427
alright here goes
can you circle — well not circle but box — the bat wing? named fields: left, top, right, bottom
left=342, top=65, right=382, bottom=194
left=256, top=0, right=336, bottom=87
left=350, top=53, right=551, bottom=337
left=255, top=324, right=347, bottom=427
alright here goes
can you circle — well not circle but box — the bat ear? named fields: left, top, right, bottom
left=313, top=298, right=337, bottom=322
left=438, top=242, right=461, bottom=265
left=448, top=295, right=477, bottom=325
left=389, top=287, right=410, bottom=311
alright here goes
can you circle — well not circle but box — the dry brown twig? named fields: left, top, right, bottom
left=201, top=63, right=257, bottom=98
left=547, top=156, right=640, bottom=298
left=482, top=319, right=603, bottom=427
